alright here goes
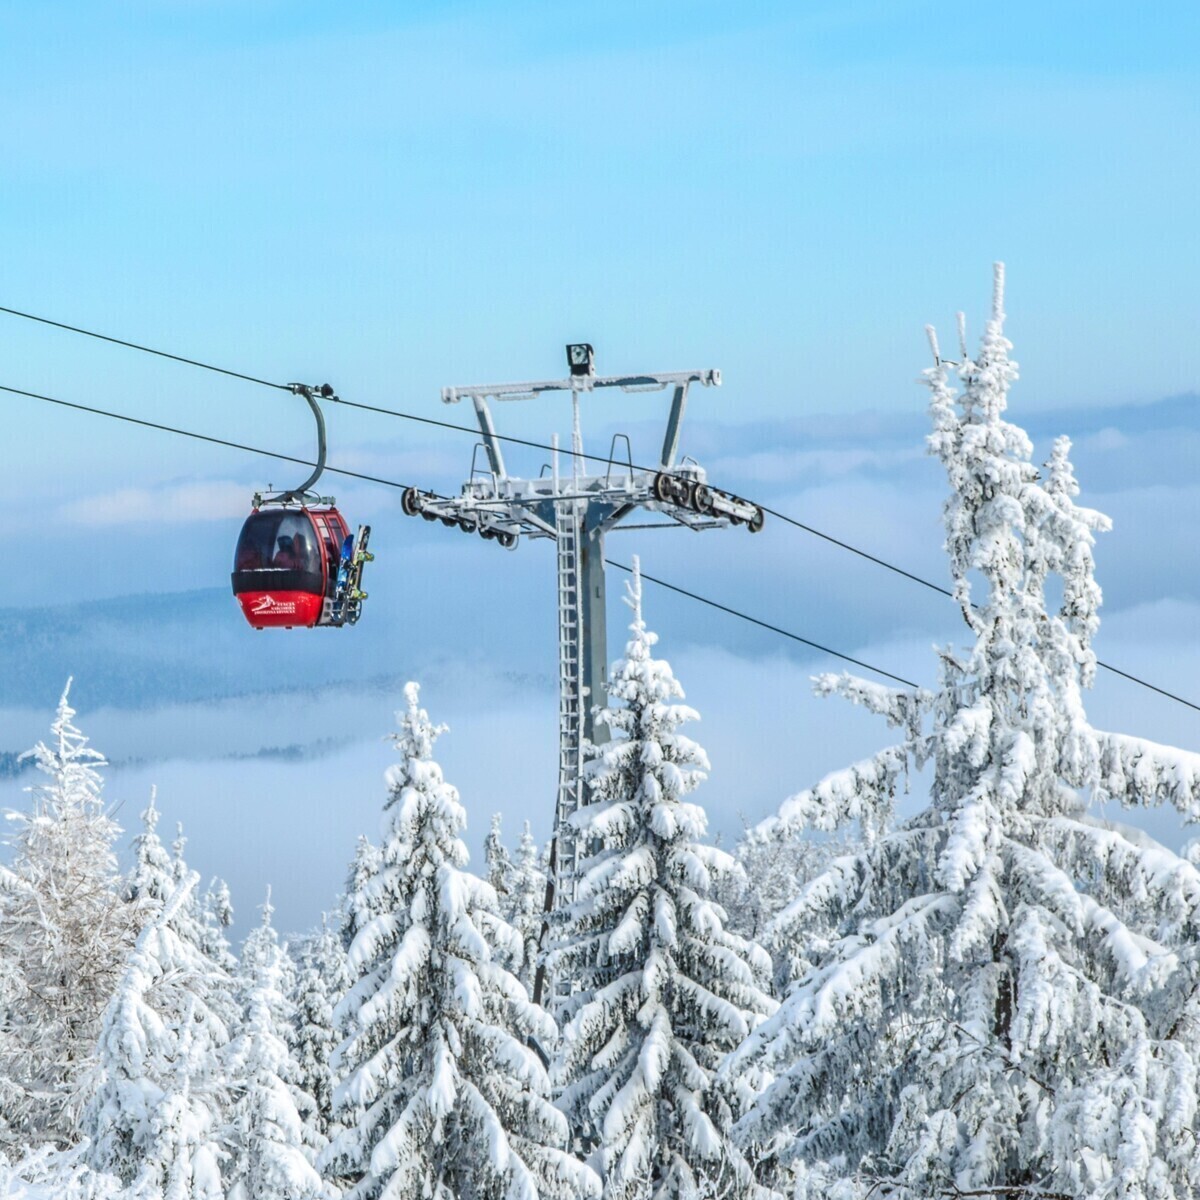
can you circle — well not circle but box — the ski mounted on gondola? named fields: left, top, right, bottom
left=230, top=382, right=373, bottom=630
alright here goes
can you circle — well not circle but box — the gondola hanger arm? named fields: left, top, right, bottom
left=279, top=382, right=337, bottom=503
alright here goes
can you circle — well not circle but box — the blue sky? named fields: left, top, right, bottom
left=3, top=0, right=1199, bottom=442
left=3, top=1, right=1200, bottom=935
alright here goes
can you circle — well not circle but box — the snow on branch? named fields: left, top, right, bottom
left=755, top=745, right=909, bottom=842
left=748, top=889, right=959, bottom=1070
left=813, top=672, right=929, bottom=733
left=1006, top=839, right=1178, bottom=992
left=1095, top=730, right=1200, bottom=822
left=1035, top=813, right=1200, bottom=937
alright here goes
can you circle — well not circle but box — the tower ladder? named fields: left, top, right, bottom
left=554, top=498, right=585, bottom=908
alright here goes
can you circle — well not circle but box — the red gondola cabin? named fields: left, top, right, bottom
left=232, top=506, right=351, bottom=629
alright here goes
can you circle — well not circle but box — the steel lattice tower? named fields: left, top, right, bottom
left=401, top=345, right=763, bottom=997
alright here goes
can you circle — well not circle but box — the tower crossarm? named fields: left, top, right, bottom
left=440, top=367, right=720, bottom=405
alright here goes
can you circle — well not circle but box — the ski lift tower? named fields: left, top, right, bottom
left=400, top=345, right=764, bottom=926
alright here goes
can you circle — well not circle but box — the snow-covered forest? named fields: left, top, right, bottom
left=7, top=271, right=1200, bottom=1198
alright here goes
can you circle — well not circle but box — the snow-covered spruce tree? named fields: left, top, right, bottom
left=124, top=799, right=240, bottom=1037
left=485, top=811, right=513, bottom=898
left=84, top=893, right=176, bottom=1183
left=715, top=820, right=847, bottom=961
left=324, top=836, right=382, bottom=1175
left=327, top=683, right=598, bottom=1200
left=169, top=824, right=218, bottom=953
left=484, top=815, right=550, bottom=990
left=338, top=834, right=381, bottom=956
left=277, top=936, right=302, bottom=1068
left=484, top=812, right=524, bottom=976
left=170, top=823, right=221, bottom=965
left=224, top=892, right=327, bottom=1200
left=84, top=871, right=229, bottom=1195
left=0, top=680, right=134, bottom=1149
left=126, top=787, right=175, bottom=918
left=200, top=877, right=239, bottom=980
left=552, top=560, right=777, bottom=1200
left=155, top=996, right=229, bottom=1200
left=292, top=914, right=352, bottom=1148
left=508, top=820, right=550, bottom=992
left=731, top=264, right=1200, bottom=1198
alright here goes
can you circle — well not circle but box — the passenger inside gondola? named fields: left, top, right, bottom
left=233, top=511, right=325, bottom=582
left=272, top=535, right=299, bottom=570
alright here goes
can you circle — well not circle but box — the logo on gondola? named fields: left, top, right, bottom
left=250, top=595, right=298, bottom=616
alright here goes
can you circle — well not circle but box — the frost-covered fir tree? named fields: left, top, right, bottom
left=84, top=872, right=229, bottom=1195
left=292, top=915, right=352, bottom=1148
left=0, top=934, right=19, bottom=1149
left=328, top=683, right=599, bottom=1200
left=508, top=820, right=549, bottom=992
left=731, top=265, right=1200, bottom=1198
left=552, top=561, right=777, bottom=1200
left=224, top=893, right=327, bottom=1200
left=0, top=680, right=134, bottom=1148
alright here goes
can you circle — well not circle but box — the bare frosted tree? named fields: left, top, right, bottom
left=0, top=681, right=134, bottom=1149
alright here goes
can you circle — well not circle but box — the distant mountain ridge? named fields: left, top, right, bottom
left=0, top=586, right=551, bottom=710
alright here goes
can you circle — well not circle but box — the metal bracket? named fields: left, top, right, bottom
left=473, top=396, right=506, bottom=480
left=660, top=383, right=689, bottom=469
left=256, top=382, right=337, bottom=506
left=442, top=367, right=719, bottom=404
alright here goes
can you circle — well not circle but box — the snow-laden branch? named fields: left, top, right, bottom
left=754, top=745, right=909, bottom=843
left=813, top=672, right=930, bottom=733
left=1095, top=730, right=1200, bottom=821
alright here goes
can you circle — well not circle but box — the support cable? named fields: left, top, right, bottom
left=0, top=305, right=291, bottom=392
left=323, top=400, right=1200, bottom=711
left=605, top=561, right=919, bottom=688
left=0, top=380, right=917, bottom=690
left=1, top=304, right=1195, bottom=712
left=0, top=383, right=413, bottom=492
